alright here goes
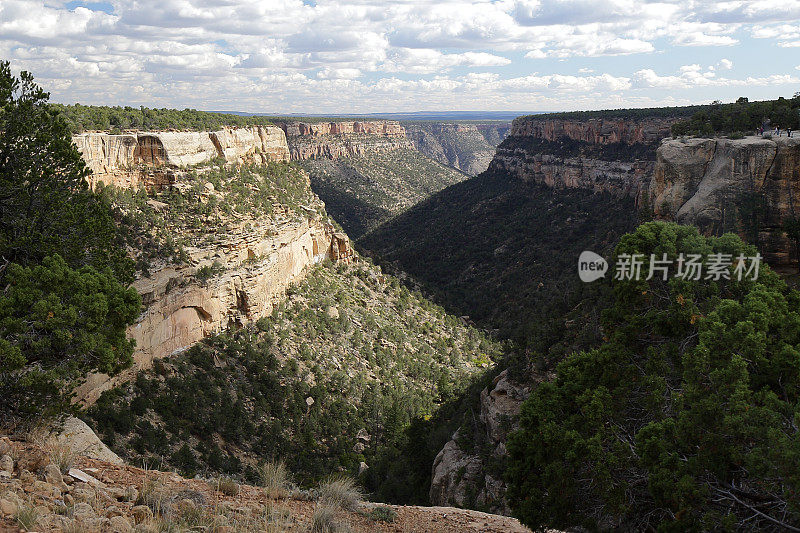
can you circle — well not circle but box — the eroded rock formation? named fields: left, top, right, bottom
left=490, top=142, right=653, bottom=199
left=509, top=116, right=677, bottom=145
left=73, top=126, right=290, bottom=189
left=430, top=370, right=532, bottom=515
left=651, top=136, right=800, bottom=271
left=76, top=217, right=352, bottom=404
left=279, top=121, right=413, bottom=160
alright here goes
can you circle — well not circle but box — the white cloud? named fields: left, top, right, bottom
left=0, top=0, right=798, bottom=112
left=634, top=66, right=800, bottom=90
left=382, top=49, right=511, bottom=74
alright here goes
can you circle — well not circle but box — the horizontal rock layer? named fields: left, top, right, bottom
left=73, top=126, right=290, bottom=188
left=280, top=120, right=405, bottom=137
left=490, top=143, right=653, bottom=200
left=279, top=121, right=413, bottom=161
left=508, top=116, right=677, bottom=145
left=76, top=217, right=352, bottom=405
left=486, top=116, right=674, bottom=200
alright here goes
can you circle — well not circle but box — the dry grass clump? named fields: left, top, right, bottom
left=257, top=459, right=292, bottom=499
left=14, top=502, right=40, bottom=531
left=317, top=476, right=362, bottom=511
left=46, top=442, right=78, bottom=474
left=311, top=503, right=352, bottom=533
left=215, top=476, right=240, bottom=497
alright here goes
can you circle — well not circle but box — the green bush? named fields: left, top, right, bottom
left=507, top=222, right=800, bottom=531
left=0, top=62, right=139, bottom=431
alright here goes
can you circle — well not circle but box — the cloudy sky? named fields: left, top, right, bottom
left=1, top=0, right=800, bottom=113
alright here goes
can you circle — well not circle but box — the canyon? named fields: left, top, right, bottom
left=488, top=115, right=800, bottom=270
left=408, top=116, right=800, bottom=516
left=404, top=122, right=511, bottom=176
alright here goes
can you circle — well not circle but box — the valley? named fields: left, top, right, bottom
left=4, top=60, right=800, bottom=533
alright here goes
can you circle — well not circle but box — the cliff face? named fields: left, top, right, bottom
left=490, top=140, right=653, bottom=199
left=486, top=116, right=673, bottom=200
left=73, top=125, right=290, bottom=189
left=651, top=136, right=800, bottom=270
left=279, top=121, right=413, bottom=161
left=509, top=116, right=675, bottom=145
left=72, top=133, right=352, bottom=405
left=404, top=122, right=511, bottom=176
left=488, top=117, right=800, bottom=271
left=75, top=216, right=351, bottom=404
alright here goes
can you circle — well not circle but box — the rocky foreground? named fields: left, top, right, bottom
left=0, top=435, right=530, bottom=533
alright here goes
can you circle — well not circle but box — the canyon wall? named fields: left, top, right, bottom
left=76, top=217, right=352, bottom=404
left=508, top=116, right=675, bottom=145
left=405, top=122, right=511, bottom=176
left=73, top=125, right=290, bottom=188
left=651, top=136, right=800, bottom=270
left=278, top=120, right=414, bottom=160
left=486, top=115, right=677, bottom=201
left=488, top=116, right=800, bottom=269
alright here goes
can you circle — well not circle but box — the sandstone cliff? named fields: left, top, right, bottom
left=488, top=116, right=800, bottom=271
left=73, top=125, right=290, bottom=189
left=508, top=116, right=676, bottom=145
left=651, top=136, right=800, bottom=271
left=75, top=215, right=351, bottom=404
left=404, top=122, right=511, bottom=176
left=279, top=121, right=413, bottom=161
left=487, top=116, right=675, bottom=200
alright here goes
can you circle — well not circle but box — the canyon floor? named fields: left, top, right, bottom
left=0, top=438, right=530, bottom=532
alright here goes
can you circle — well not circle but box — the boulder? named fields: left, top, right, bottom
left=50, top=417, right=123, bottom=465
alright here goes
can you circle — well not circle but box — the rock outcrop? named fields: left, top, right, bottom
left=487, top=114, right=800, bottom=271
left=47, top=417, right=124, bottom=465
left=490, top=143, right=653, bottom=199
left=430, top=370, right=532, bottom=515
left=405, top=122, right=511, bottom=176
left=282, top=121, right=405, bottom=138
left=73, top=126, right=290, bottom=189
left=75, top=217, right=352, bottom=404
left=650, top=136, right=800, bottom=271
left=509, top=116, right=676, bottom=145
left=279, top=121, right=414, bottom=161
left=486, top=115, right=676, bottom=202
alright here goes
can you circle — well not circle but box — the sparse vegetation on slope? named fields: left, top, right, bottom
left=360, top=170, right=638, bottom=358
left=301, top=148, right=466, bottom=238
left=99, top=161, right=319, bottom=274
left=84, top=259, right=504, bottom=488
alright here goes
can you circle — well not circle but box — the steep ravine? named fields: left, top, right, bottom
left=404, top=122, right=511, bottom=176
left=366, top=114, right=800, bottom=516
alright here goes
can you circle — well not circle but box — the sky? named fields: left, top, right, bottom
left=1, top=0, right=800, bottom=114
